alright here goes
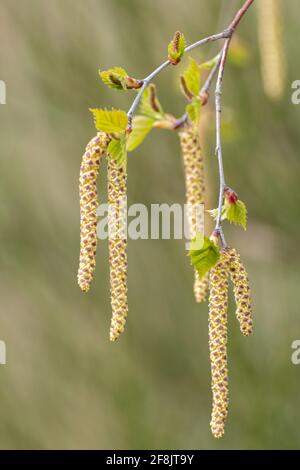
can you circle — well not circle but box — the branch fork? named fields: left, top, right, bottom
left=126, top=0, right=255, bottom=245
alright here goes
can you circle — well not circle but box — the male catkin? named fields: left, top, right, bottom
left=257, top=0, right=285, bottom=100
left=209, top=249, right=230, bottom=438
left=195, top=272, right=209, bottom=303
left=179, top=125, right=207, bottom=302
left=78, top=132, right=110, bottom=292
left=107, top=156, right=128, bottom=341
left=228, top=247, right=253, bottom=336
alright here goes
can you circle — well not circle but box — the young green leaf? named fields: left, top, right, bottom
left=186, top=97, right=201, bottom=123
left=140, top=84, right=164, bottom=120
left=226, top=199, right=247, bottom=230
left=90, top=108, right=128, bottom=134
left=168, top=31, right=186, bottom=65
left=127, top=116, right=154, bottom=152
left=208, top=200, right=247, bottom=230
left=108, top=136, right=127, bottom=167
left=182, top=57, right=201, bottom=96
left=189, top=235, right=220, bottom=279
left=99, top=67, right=128, bottom=90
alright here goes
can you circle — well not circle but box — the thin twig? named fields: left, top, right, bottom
left=228, top=0, right=255, bottom=31
left=201, top=53, right=222, bottom=96
left=127, top=0, right=255, bottom=248
left=184, top=29, right=232, bottom=53
left=127, top=0, right=254, bottom=128
left=213, top=0, right=254, bottom=246
left=214, top=40, right=230, bottom=236
left=127, top=30, right=232, bottom=127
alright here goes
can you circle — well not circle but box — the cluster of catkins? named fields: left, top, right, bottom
left=78, top=131, right=128, bottom=342
left=76, top=8, right=259, bottom=436
left=179, top=121, right=253, bottom=438
left=78, top=120, right=253, bottom=438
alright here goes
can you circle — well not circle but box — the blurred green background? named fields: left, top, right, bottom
left=0, top=0, right=300, bottom=450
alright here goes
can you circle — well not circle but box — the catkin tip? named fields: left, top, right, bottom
left=194, top=271, right=209, bottom=303
left=78, top=282, right=90, bottom=293
left=109, top=332, right=118, bottom=342
left=211, top=425, right=225, bottom=439
left=109, top=328, right=123, bottom=342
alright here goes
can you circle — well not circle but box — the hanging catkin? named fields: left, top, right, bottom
left=107, top=156, right=128, bottom=342
left=228, top=247, right=253, bottom=336
left=209, top=249, right=230, bottom=438
left=78, top=132, right=110, bottom=292
left=195, top=272, right=209, bottom=303
left=257, top=0, right=286, bottom=100
left=179, top=125, right=207, bottom=302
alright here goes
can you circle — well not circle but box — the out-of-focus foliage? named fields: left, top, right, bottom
left=0, top=0, right=300, bottom=450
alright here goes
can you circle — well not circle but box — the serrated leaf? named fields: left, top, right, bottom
left=99, top=67, right=128, bottom=90
left=226, top=200, right=247, bottom=230
left=186, top=97, right=201, bottom=123
left=108, top=136, right=127, bottom=167
left=90, top=108, right=128, bottom=133
left=168, top=31, right=186, bottom=64
left=189, top=235, right=220, bottom=279
left=183, top=57, right=201, bottom=96
left=140, top=85, right=164, bottom=120
left=208, top=200, right=248, bottom=229
left=127, top=116, right=154, bottom=152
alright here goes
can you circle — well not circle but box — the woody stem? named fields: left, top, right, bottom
left=214, top=0, right=255, bottom=246
left=127, top=30, right=232, bottom=128
left=127, top=0, right=255, bottom=129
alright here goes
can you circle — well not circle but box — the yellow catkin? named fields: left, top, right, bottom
left=179, top=125, right=207, bottom=302
left=209, top=249, right=230, bottom=438
left=257, top=0, right=286, bottom=100
left=107, top=156, right=128, bottom=342
left=78, top=132, right=110, bottom=292
left=195, top=272, right=209, bottom=303
left=228, top=247, right=253, bottom=336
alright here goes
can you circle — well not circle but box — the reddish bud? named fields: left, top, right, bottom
left=124, top=76, right=143, bottom=90
left=149, top=84, right=161, bottom=113
left=224, top=187, right=238, bottom=205
left=180, top=75, right=194, bottom=101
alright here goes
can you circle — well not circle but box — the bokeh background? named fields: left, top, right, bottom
left=0, top=0, right=299, bottom=450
